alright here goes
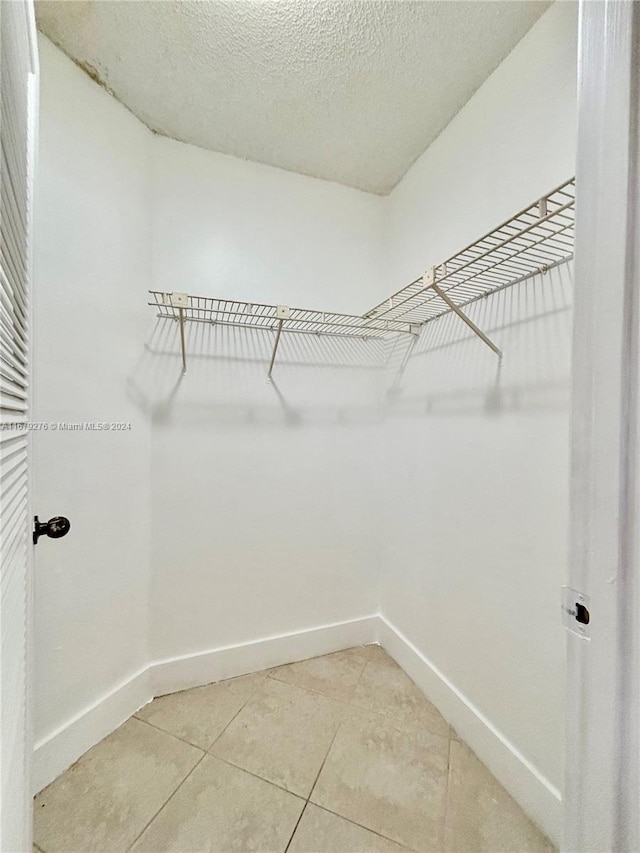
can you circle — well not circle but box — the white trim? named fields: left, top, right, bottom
left=565, top=3, right=640, bottom=850
left=32, top=665, right=151, bottom=796
left=149, top=614, right=379, bottom=697
left=24, top=41, right=39, bottom=852
left=378, top=615, right=562, bottom=848
left=32, top=614, right=378, bottom=794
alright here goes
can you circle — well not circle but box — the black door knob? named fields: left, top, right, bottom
left=33, top=515, right=71, bottom=545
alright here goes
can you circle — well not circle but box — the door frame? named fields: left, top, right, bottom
left=25, top=0, right=39, bottom=846
left=0, top=0, right=39, bottom=848
left=564, top=1, right=640, bottom=850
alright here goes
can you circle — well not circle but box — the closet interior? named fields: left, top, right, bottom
left=27, top=2, right=579, bottom=851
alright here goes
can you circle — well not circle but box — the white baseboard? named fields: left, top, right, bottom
left=32, top=665, right=151, bottom=796
left=149, top=614, right=379, bottom=697
left=377, top=615, right=562, bottom=848
left=32, top=614, right=378, bottom=794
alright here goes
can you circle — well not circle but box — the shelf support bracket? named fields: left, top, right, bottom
left=178, top=307, right=187, bottom=373
left=267, top=306, right=291, bottom=379
left=167, top=293, right=190, bottom=373
left=268, top=319, right=284, bottom=379
left=425, top=268, right=502, bottom=359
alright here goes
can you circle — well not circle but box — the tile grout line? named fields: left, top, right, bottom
left=303, top=647, right=373, bottom=798
left=212, top=754, right=307, bottom=802
left=133, top=672, right=268, bottom=752
left=280, top=656, right=372, bottom=853
left=282, top=800, right=309, bottom=853
left=299, top=653, right=437, bottom=852
left=282, top=651, right=418, bottom=853
left=304, top=713, right=344, bottom=806
left=205, top=673, right=269, bottom=752
left=267, top=652, right=449, bottom=742
left=299, top=702, right=423, bottom=852
left=125, top=751, right=207, bottom=852
left=134, top=713, right=208, bottom=751
left=307, top=802, right=419, bottom=852
left=282, top=721, right=343, bottom=853
left=179, top=651, right=416, bottom=852
left=303, top=694, right=417, bottom=851
left=265, top=645, right=369, bottom=704
left=266, top=670, right=359, bottom=704
left=265, top=645, right=370, bottom=711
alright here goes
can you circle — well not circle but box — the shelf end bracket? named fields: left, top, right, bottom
left=268, top=306, right=290, bottom=379
left=424, top=268, right=502, bottom=359
left=167, top=292, right=189, bottom=372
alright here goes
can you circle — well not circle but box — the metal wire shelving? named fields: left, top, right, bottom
left=363, top=178, right=575, bottom=358
left=148, top=177, right=575, bottom=375
left=148, top=292, right=418, bottom=376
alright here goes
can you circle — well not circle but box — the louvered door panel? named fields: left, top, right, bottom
left=0, top=1, right=36, bottom=849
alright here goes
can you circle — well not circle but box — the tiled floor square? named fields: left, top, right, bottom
left=34, top=718, right=202, bottom=852
left=131, top=754, right=304, bottom=852
left=135, top=671, right=263, bottom=749
left=211, top=676, right=346, bottom=797
left=351, top=649, right=450, bottom=738
left=269, top=646, right=367, bottom=702
left=311, top=707, right=449, bottom=851
left=444, top=740, right=555, bottom=853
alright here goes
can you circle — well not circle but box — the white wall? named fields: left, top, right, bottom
left=387, top=1, right=577, bottom=287
left=145, top=137, right=387, bottom=663
left=33, top=35, right=152, bottom=761
left=151, top=137, right=387, bottom=314
left=33, top=34, right=387, bottom=784
left=380, top=1, right=577, bottom=839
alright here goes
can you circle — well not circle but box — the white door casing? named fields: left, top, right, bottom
left=565, top=2, right=640, bottom=851
left=0, top=1, right=38, bottom=850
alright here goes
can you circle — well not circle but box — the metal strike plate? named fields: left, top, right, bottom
left=561, top=587, right=591, bottom=639
left=276, top=305, right=291, bottom=319
left=169, top=292, right=189, bottom=309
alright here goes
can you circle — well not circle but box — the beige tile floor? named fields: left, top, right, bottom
left=34, top=645, right=555, bottom=853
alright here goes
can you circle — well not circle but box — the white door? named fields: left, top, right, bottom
left=0, top=1, right=38, bottom=850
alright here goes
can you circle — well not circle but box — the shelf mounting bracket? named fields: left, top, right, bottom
left=268, top=306, right=290, bottom=379
left=167, top=292, right=189, bottom=372
left=178, top=308, right=186, bottom=373
left=424, top=268, right=502, bottom=358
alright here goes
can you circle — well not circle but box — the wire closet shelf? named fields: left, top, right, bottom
left=148, top=293, right=416, bottom=339
left=148, top=177, right=575, bottom=374
left=364, top=178, right=575, bottom=329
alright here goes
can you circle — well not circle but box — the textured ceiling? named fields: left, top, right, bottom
left=36, top=0, right=550, bottom=194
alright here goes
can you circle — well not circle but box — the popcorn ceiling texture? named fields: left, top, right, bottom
left=35, top=0, right=549, bottom=194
